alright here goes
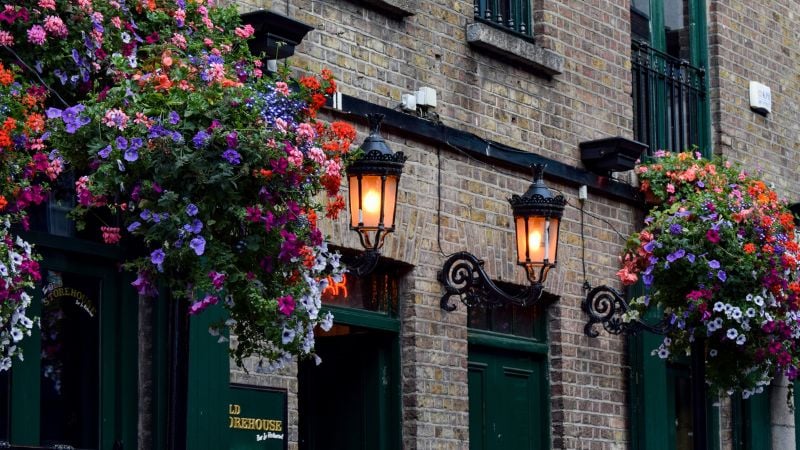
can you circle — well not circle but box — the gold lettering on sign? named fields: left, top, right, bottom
left=229, top=404, right=241, bottom=415
left=44, top=287, right=96, bottom=318
left=228, top=415, right=283, bottom=432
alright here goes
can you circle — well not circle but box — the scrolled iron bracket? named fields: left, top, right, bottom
left=438, top=252, right=544, bottom=311
left=348, top=249, right=381, bottom=276
left=582, top=284, right=670, bottom=337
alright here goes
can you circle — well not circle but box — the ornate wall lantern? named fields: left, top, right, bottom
left=439, top=164, right=566, bottom=310
left=347, top=114, right=407, bottom=275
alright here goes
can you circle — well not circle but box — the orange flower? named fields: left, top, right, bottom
left=26, top=113, right=45, bottom=133
left=153, top=73, right=173, bottom=91
left=0, top=195, right=7, bottom=211
left=0, top=130, right=11, bottom=148
left=3, top=117, right=16, bottom=132
left=0, top=64, right=13, bottom=86
left=331, top=121, right=356, bottom=141
left=743, top=243, right=756, bottom=254
left=299, top=75, right=321, bottom=91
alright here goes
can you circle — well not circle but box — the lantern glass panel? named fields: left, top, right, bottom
left=515, top=216, right=546, bottom=265
left=348, top=174, right=398, bottom=230
left=546, top=217, right=559, bottom=263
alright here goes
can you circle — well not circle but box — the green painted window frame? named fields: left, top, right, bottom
left=473, top=0, right=532, bottom=37
left=3, top=233, right=139, bottom=448
left=632, top=0, right=711, bottom=158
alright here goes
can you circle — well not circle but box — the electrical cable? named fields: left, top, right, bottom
left=2, top=45, right=70, bottom=108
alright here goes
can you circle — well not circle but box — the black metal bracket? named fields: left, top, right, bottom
left=438, top=252, right=551, bottom=311
left=581, top=284, right=669, bottom=337
left=347, top=249, right=381, bottom=276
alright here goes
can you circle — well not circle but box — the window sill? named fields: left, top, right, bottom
left=357, top=0, right=416, bottom=18
left=465, top=22, right=564, bottom=76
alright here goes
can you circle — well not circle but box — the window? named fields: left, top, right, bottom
left=731, top=391, right=771, bottom=450
left=474, top=0, right=531, bottom=37
left=0, top=245, right=139, bottom=449
left=468, top=296, right=549, bottom=450
left=631, top=0, right=710, bottom=157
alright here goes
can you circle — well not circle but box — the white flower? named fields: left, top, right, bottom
left=0, top=262, right=7, bottom=277
left=754, top=295, right=764, bottom=307
left=724, top=304, right=733, bottom=314
left=726, top=328, right=739, bottom=339
left=8, top=251, right=22, bottom=268
left=281, top=327, right=296, bottom=345
left=709, top=349, right=718, bottom=357
left=731, top=308, right=742, bottom=320
left=746, top=307, right=756, bottom=318
left=320, top=311, right=334, bottom=332
left=121, top=32, right=131, bottom=43
left=736, top=334, right=746, bottom=345
left=314, top=354, right=323, bottom=366
left=10, top=328, right=23, bottom=342
left=713, top=301, right=725, bottom=312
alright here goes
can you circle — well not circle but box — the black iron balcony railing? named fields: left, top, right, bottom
left=474, top=0, right=532, bottom=36
left=632, top=40, right=707, bottom=156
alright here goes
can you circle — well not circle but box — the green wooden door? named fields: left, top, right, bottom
left=299, top=329, right=399, bottom=450
left=468, top=346, right=546, bottom=450
left=1, top=247, right=138, bottom=449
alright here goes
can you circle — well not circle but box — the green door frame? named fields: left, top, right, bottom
left=8, top=233, right=139, bottom=448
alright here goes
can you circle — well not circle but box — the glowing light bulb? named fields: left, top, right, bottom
left=363, top=189, right=381, bottom=214
left=529, top=231, right=542, bottom=250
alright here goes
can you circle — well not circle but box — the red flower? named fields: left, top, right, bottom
left=705, top=229, right=720, bottom=244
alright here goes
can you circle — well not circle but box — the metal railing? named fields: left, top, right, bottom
left=632, top=40, right=707, bottom=155
left=474, top=0, right=532, bottom=36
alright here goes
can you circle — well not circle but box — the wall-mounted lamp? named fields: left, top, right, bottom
left=439, top=164, right=566, bottom=311
left=347, top=114, right=407, bottom=276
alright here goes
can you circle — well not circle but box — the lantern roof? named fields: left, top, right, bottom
left=508, top=164, right=566, bottom=218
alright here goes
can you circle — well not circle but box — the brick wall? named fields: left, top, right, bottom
left=229, top=0, right=643, bottom=448
left=708, top=0, right=800, bottom=198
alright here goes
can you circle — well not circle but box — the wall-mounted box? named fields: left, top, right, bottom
left=749, top=81, right=771, bottom=115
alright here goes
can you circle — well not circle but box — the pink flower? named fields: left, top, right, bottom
left=307, top=147, right=326, bottom=164
left=43, top=16, right=68, bottom=38
left=0, top=31, right=13, bottom=46
left=27, top=25, right=47, bottom=45
left=275, top=81, right=290, bottom=96
left=296, top=123, right=316, bottom=142
left=706, top=229, right=720, bottom=244
left=666, top=183, right=675, bottom=194
left=101, top=226, right=121, bottom=244
left=278, top=295, right=295, bottom=316
left=171, top=33, right=187, bottom=49
left=189, top=295, right=219, bottom=315
left=102, top=108, right=129, bottom=130
left=208, top=271, right=226, bottom=290
left=38, top=0, right=57, bottom=9
left=234, top=24, right=255, bottom=39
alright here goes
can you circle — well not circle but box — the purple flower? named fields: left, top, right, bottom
left=226, top=131, right=238, bottom=148
left=46, top=107, right=63, bottom=119
left=189, top=236, right=206, bottom=256
left=98, top=145, right=112, bottom=159
left=116, top=136, right=128, bottom=150
left=642, top=273, right=654, bottom=286
left=697, top=180, right=705, bottom=188
left=140, top=209, right=152, bottom=221
left=686, top=253, right=696, bottom=264
left=150, top=248, right=166, bottom=265
left=129, top=137, right=143, bottom=150
left=192, top=130, right=210, bottom=148
left=669, top=223, right=683, bottom=235
left=124, top=148, right=139, bottom=162
left=278, top=230, right=300, bottom=262
left=222, top=149, right=241, bottom=165
left=127, top=221, right=141, bottom=232
left=717, top=270, right=727, bottom=282
left=186, top=204, right=198, bottom=217
left=168, top=111, right=180, bottom=125
left=666, top=249, right=686, bottom=263
left=708, top=260, right=720, bottom=269
left=644, top=241, right=658, bottom=253
left=62, top=104, right=91, bottom=133
left=183, top=219, right=203, bottom=234
left=132, top=271, right=158, bottom=297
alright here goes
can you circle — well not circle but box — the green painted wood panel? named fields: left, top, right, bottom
left=468, top=346, right=547, bottom=450
left=186, top=301, right=230, bottom=449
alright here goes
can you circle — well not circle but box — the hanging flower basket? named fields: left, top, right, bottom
left=0, top=0, right=357, bottom=371
left=620, top=151, right=800, bottom=397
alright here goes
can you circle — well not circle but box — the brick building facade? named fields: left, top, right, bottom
left=220, top=0, right=800, bottom=449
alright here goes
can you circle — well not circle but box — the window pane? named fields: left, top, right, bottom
left=663, top=0, right=691, bottom=59
left=321, top=268, right=399, bottom=316
left=40, top=271, right=100, bottom=448
left=632, top=0, right=650, bottom=15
